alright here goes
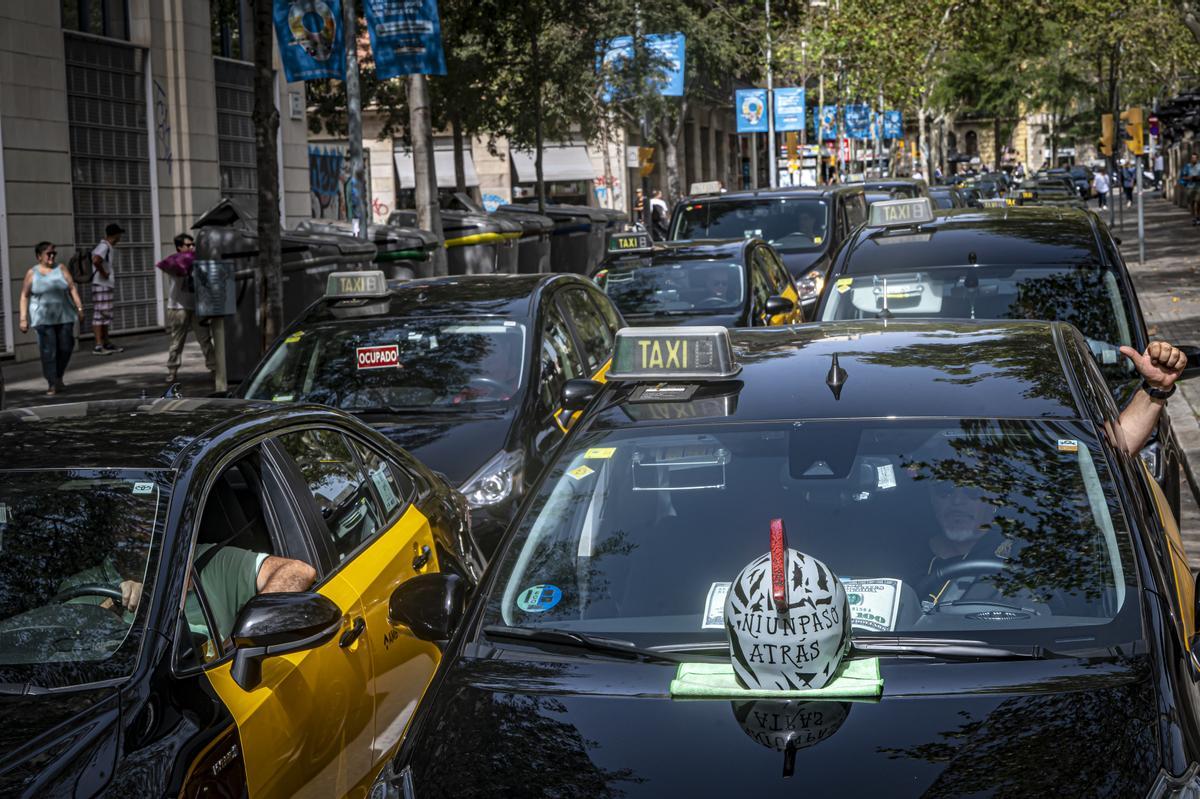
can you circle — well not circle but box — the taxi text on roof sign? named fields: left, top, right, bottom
left=867, top=197, right=934, bottom=228
left=607, top=326, right=740, bottom=380
left=326, top=270, right=389, bottom=299
left=607, top=230, right=653, bottom=255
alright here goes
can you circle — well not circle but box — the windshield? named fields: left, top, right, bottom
left=671, top=199, right=828, bottom=251
left=0, top=470, right=166, bottom=686
left=484, top=420, right=1137, bottom=650
left=594, top=259, right=745, bottom=316
left=244, top=316, right=528, bottom=411
left=821, top=265, right=1136, bottom=383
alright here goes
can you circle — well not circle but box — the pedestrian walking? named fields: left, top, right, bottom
left=1182, top=152, right=1200, bottom=225
left=90, top=222, right=125, bottom=355
left=649, top=190, right=669, bottom=240
left=18, top=241, right=84, bottom=396
left=1092, top=168, right=1110, bottom=209
left=1121, top=161, right=1136, bottom=207
left=157, top=233, right=215, bottom=383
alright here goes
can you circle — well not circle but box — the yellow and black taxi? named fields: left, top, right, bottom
left=0, top=397, right=481, bottom=797
left=237, top=271, right=622, bottom=557
left=1005, top=176, right=1087, bottom=209
left=668, top=184, right=868, bottom=316
left=386, top=322, right=1200, bottom=796
left=817, top=198, right=1200, bottom=515
left=589, top=231, right=802, bottom=329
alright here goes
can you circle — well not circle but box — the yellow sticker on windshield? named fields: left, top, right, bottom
left=585, top=447, right=616, bottom=460
left=835, top=278, right=853, bottom=294
left=1057, top=439, right=1079, bottom=453
left=567, top=465, right=595, bottom=480
left=284, top=331, right=305, bottom=343
left=813, top=236, right=823, bottom=245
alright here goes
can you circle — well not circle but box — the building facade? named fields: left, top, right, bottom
left=0, top=0, right=311, bottom=362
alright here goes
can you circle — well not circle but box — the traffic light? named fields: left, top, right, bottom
left=1100, top=114, right=1114, bottom=157
left=1120, top=107, right=1145, bottom=155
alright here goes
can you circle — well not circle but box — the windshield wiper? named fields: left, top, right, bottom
left=0, top=682, right=49, bottom=695
left=850, top=637, right=1050, bottom=660
left=483, top=624, right=700, bottom=663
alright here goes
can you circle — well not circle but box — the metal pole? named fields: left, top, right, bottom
left=635, top=3, right=652, bottom=229
left=143, top=49, right=165, bottom=329
left=408, top=74, right=447, bottom=275
left=1137, top=148, right=1145, bottom=265
left=766, top=0, right=777, bottom=188
left=344, top=0, right=368, bottom=239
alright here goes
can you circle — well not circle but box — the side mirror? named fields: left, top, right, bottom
left=561, top=378, right=602, bottom=411
left=389, top=573, right=466, bottom=643
left=1179, top=345, right=1200, bottom=381
left=765, top=295, right=796, bottom=316
left=229, top=592, right=342, bottom=691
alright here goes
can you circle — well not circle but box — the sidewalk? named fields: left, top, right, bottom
left=1, top=331, right=218, bottom=408
left=1117, top=193, right=1200, bottom=563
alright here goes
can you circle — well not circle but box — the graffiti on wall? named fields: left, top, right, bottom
left=309, top=145, right=371, bottom=220
left=153, top=80, right=173, bottom=176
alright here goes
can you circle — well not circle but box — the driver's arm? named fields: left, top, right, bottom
left=256, top=556, right=317, bottom=593
left=1116, top=342, right=1187, bottom=455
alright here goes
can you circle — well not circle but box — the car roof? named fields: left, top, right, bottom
left=0, top=398, right=283, bottom=470
left=677, top=185, right=861, bottom=204
left=591, top=320, right=1083, bottom=430
left=842, top=206, right=1104, bottom=274
left=301, top=273, right=585, bottom=323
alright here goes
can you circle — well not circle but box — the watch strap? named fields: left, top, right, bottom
left=1142, top=380, right=1176, bottom=401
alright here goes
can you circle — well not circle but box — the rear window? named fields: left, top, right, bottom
left=595, top=259, right=744, bottom=316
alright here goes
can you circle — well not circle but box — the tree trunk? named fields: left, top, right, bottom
left=451, top=111, right=466, bottom=195
left=600, top=113, right=614, bottom=210
left=530, top=23, right=545, bottom=214
left=408, top=74, right=448, bottom=276
left=252, top=0, right=282, bottom=353
left=992, top=116, right=1002, bottom=172
left=918, top=101, right=927, bottom=178
left=343, top=0, right=367, bottom=238
left=658, top=99, right=687, bottom=201
left=1175, top=0, right=1200, bottom=47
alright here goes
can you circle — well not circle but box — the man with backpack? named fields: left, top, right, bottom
left=90, top=223, right=125, bottom=355
left=156, top=233, right=215, bottom=383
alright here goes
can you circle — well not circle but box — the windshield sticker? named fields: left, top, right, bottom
left=965, top=609, right=1031, bottom=622
left=1057, top=439, right=1079, bottom=453
left=702, top=581, right=730, bottom=629
left=516, top=584, right=562, bottom=613
left=835, top=278, right=853, bottom=294
left=813, top=236, right=823, bottom=244
left=357, top=344, right=400, bottom=370
left=840, top=578, right=902, bottom=632
left=132, top=482, right=155, bottom=495
left=585, top=447, right=616, bottom=460
left=284, top=331, right=305, bottom=343
left=370, top=466, right=401, bottom=513
left=272, top=393, right=295, bottom=403
left=567, top=465, right=595, bottom=480
left=876, top=464, right=896, bottom=490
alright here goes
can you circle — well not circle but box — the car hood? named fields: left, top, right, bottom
left=0, top=686, right=120, bottom=797
left=366, top=410, right=515, bottom=486
left=776, top=249, right=829, bottom=279
left=401, top=651, right=1159, bottom=796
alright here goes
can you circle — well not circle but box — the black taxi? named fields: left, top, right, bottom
left=0, top=398, right=479, bottom=797
left=858, top=177, right=930, bottom=206
left=387, top=322, right=1200, bottom=796
left=1006, top=176, right=1087, bottom=209
left=668, top=184, right=868, bottom=315
left=817, top=198, right=1200, bottom=515
left=237, top=271, right=622, bottom=557
left=589, top=231, right=802, bottom=328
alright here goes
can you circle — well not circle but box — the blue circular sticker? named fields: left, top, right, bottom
left=516, top=584, right=562, bottom=613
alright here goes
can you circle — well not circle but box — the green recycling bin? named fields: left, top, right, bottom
left=389, top=209, right=518, bottom=274
left=294, top=219, right=439, bottom=279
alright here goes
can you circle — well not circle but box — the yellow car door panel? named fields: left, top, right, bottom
left=1141, top=460, right=1196, bottom=643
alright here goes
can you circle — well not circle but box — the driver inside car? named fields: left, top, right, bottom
left=922, top=480, right=1014, bottom=608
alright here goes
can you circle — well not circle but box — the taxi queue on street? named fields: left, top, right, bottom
left=5, top=186, right=1200, bottom=797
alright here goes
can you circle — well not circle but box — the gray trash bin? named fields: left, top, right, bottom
left=505, top=203, right=608, bottom=274
left=389, top=209, right=512, bottom=274
left=294, top=219, right=439, bottom=280
left=493, top=207, right=553, bottom=273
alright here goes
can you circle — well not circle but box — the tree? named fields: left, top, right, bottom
left=251, top=0, right=282, bottom=352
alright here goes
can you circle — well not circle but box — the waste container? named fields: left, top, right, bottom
left=389, top=209, right=517, bottom=274
left=504, top=203, right=608, bottom=274
left=493, top=206, right=553, bottom=273
left=294, top=219, right=439, bottom=280
left=191, top=198, right=379, bottom=382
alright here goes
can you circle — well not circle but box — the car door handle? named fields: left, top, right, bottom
left=412, top=545, right=431, bottom=571
left=339, top=617, right=366, bottom=648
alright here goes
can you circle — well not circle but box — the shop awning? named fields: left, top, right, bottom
left=511, top=145, right=595, bottom=183
left=394, top=147, right=480, bottom=189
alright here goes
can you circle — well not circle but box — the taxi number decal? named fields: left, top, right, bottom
left=357, top=344, right=400, bottom=370
left=835, top=278, right=853, bottom=294
left=585, top=447, right=616, bottom=460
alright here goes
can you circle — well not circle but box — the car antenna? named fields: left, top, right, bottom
left=826, top=354, right=848, bottom=400
left=877, top=277, right=893, bottom=319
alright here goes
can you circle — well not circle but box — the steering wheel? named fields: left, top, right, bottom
left=51, top=584, right=123, bottom=604
left=931, top=558, right=1008, bottom=582
left=696, top=297, right=729, bottom=308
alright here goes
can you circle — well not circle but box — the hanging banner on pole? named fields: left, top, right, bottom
left=817, top=105, right=837, bottom=140
left=274, top=0, right=346, bottom=82
left=882, top=110, right=902, bottom=139
left=364, top=0, right=447, bottom=77
left=845, top=105, right=872, bottom=140
left=600, top=33, right=686, bottom=101
left=736, top=89, right=769, bottom=133
left=773, top=88, right=806, bottom=132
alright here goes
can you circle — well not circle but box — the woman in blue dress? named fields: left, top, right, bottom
left=19, top=241, right=85, bottom=396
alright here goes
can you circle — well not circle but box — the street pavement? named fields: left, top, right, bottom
left=1117, top=193, right=1200, bottom=563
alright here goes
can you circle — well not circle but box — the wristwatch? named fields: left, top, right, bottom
left=1142, top=380, right=1176, bottom=401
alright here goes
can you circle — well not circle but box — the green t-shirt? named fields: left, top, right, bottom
left=184, top=544, right=263, bottom=644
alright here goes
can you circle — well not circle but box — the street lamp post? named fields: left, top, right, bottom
left=766, top=0, right=777, bottom=188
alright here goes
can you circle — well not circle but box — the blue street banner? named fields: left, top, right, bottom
left=364, top=0, right=446, bottom=77
left=736, top=89, right=769, bottom=133
left=817, top=105, right=837, bottom=139
left=845, top=104, right=872, bottom=140
left=274, top=0, right=346, bottom=82
left=882, top=110, right=903, bottom=139
left=601, top=33, right=687, bottom=101
left=773, top=88, right=806, bottom=132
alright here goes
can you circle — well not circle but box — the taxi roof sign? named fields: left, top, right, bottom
left=325, top=270, right=389, bottom=299
left=868, top=197, right=935, bottom=228
left=608, top=326, right=740, bottom=381
left=607, top=230, right=654, bottom=256
left=979, top=198, right=1008, bottom=208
